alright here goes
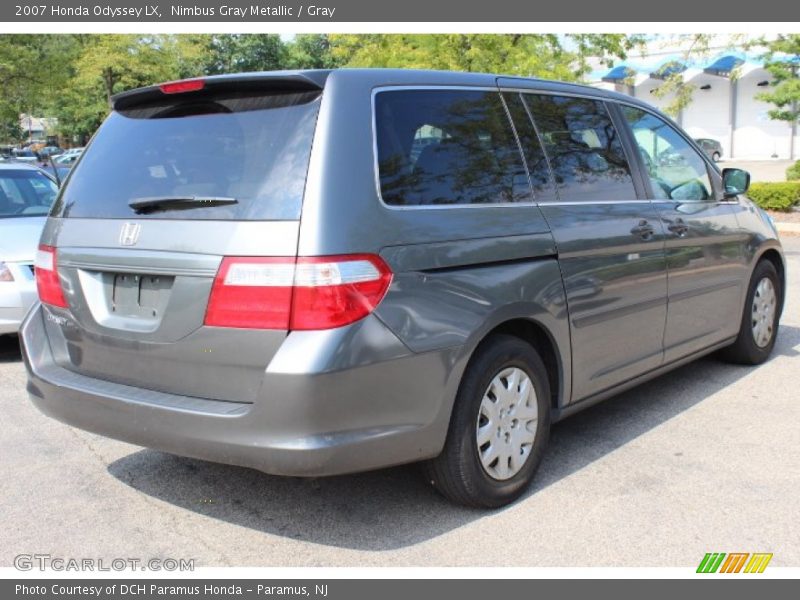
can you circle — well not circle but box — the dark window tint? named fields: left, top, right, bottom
left=0, top=170, right=59, bottom=218
left=54, top=91, right=321, bottom=220
left=621, top=106, right=712, bottom=201
left=375, top=90, right=530, bottom=206
left=502, top=92, right=557, bottom=202
left=523, top=95, right=636, bottom=202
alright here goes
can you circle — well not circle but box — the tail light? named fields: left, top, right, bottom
left=204, top=254, right=393, bottom=330
left=34, top=245, right=68, bottom=308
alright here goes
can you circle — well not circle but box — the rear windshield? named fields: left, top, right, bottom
left=53, top=90, right=321, bottom=220
left=0, top=169, right=59, bottom=218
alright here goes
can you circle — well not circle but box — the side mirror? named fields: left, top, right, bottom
left=722, top=168, right=750, bottom=197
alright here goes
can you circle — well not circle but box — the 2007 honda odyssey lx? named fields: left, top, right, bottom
left=21, top=69, right=784, bottom=508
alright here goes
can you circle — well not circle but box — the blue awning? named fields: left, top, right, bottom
left=602, top=65, right=637, bottom=82
left=704, top=54, right=745, bottom=76
left=650, top=61, right=687, bottom=79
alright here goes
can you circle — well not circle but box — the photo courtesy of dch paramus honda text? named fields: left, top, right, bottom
left=20, top=69, right=785, bottom=508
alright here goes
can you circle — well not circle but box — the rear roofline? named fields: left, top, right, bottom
left=112, top=67, right=662, bottom=113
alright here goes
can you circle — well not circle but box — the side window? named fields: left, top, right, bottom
left=523, top=94, right=637, bottom=202
left=502, top=92, right=558, bottom=203
left=0, top=178, right=24, bottom=205
left=620, top=106, right=712, bottom=201
left=375, top=89, right=530, bottom=206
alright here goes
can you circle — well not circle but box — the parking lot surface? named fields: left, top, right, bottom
left=722, top=159, right=795, bottom=183
left=2, top=238, right=799, bottom=568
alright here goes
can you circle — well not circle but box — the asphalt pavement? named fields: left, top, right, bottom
left=722, top=159, right=795, bottom=183
left=1, top=238, right=799, bottom=568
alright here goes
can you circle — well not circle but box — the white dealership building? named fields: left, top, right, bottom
left=590, top=49, right=799, bottom=161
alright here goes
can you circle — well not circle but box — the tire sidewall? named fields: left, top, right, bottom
left=449, top=337, right=551, bottom=507
left=740, top=261, right=780, bottom=362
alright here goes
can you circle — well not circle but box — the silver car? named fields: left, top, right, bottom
left=0, top=162, right=59, bottom=335
left=21, top=70, right=784, bottom=507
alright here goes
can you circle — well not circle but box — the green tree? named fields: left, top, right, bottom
left=200, top=34, right=287, bottom=74
left=0, top=34, right=80, bottom=143
left=286, top=34, right=341, bottom=69
left=72, top=35, right=183, bottom=109
left=53, top=35, right=187, bottom=141
left=757, top=34, right=799, bottom=159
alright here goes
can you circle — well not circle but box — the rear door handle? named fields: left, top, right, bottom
left=631, top=219, right=655, bottom=240
left=667, top=218, right=689, bottom=236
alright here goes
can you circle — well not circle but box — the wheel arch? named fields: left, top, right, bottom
left=756, top=247, right=786, bottom=317
left=466, top=318, right=565, bottom=411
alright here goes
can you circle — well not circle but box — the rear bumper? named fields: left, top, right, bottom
left=22, top=304, right=460, bottom=476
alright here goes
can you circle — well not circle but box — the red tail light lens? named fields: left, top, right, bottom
left=159, top=78, right=205, bottom=94
left=205, top=257, right=294, bottom=329
left=34, top=245, right=68, bottom=308
left=290, top=255, right=393, bottom=330
left=204, top=255, right=393, bottom=330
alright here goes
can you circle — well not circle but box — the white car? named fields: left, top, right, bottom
left=0, top=163, right=59, bottom=335
left=54, top=148, right=84, bottom=166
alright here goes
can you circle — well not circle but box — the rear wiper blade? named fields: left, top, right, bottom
left=128, top=196, right=238, bottom=214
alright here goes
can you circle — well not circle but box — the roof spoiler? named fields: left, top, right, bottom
left=111, top=70, right=331, bottom=111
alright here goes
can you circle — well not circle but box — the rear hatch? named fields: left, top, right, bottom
left=39, top=74, right=325, bottom=403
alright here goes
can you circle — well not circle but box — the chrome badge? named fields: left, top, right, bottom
left=119, top=223, right=142, bottom=246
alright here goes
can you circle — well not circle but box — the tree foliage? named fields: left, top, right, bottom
left=757, top=34, right=800, bottom=125
left=0, top=35, right=79, bottom=139
left=194, top=34, right=287, bottom=75
left=328, top=34, right=641, bottom=81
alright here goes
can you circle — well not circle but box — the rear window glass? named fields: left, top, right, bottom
left=53, top=90, right=321, bottom=220
left=375, top=89, right=530, bottom=206
left=522, top=94, right=636, bottom=202
left=0, top=170, right=59, bottom=218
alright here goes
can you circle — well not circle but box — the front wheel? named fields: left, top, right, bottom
left=422, top=335, right=551, bottom=508
left=712, top=151, right=721, bottom=162
left=721, top=260, right=780, bottom=365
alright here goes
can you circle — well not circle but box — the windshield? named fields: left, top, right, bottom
left=54, top=89, right=322, bottom=220
left=0, top=170, right=59, bottom=218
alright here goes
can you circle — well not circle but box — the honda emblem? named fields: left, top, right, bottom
left=119, top=223, right=142, bottom=246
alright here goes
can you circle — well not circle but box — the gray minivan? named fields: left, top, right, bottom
left=21, top=69, right=784, bottom=508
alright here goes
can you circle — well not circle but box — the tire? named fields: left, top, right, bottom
left=721, top=260, right=781, bottom=365
left=712, top=151, right=721, bottom=162
left=423, top=334, right=551, bottom=508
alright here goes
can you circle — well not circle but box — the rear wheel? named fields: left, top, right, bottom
left=712, top=151, right=721, bottom=162
left=423, top=335, right=550, bottom=508
left=721, top=260, right=780, bottom=365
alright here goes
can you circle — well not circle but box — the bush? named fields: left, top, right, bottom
left=787, top=160, right=800, bottom=181
left=747, top=182, right=800, bottom=211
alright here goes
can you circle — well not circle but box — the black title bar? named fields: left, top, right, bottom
left=3, top=0, right=795, bottom=22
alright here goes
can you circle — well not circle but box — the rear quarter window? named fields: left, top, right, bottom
left=374, top=89, right=530, bottom=206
